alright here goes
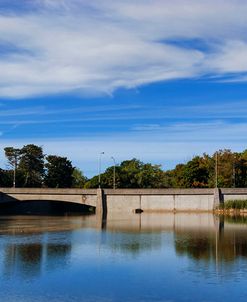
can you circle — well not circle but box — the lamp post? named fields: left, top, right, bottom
left=98, top=152, right=104, bottom=188
left=111, top=156, right=116, bottom=190
left=233, top=154, right=236, bottom=188
left=13, top=156, right=17, bottom=188
left=215, top=151, right=218, bottom=188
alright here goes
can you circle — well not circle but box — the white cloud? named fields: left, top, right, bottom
left=0, top=0, right=247, bottom=98
left=207, top=41, right=247, bottom=73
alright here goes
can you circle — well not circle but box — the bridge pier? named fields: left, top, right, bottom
left=96, top=189, right=107, bottom=220
left=213, top=188, right=223, bottom=208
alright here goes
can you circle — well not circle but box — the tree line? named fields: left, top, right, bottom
left=85, top=149, right=247, bottom=188
left=1, top=145, right=247, bottom=188
left=0, top=144, right=86, bottom=188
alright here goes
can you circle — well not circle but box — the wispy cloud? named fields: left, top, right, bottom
left=131, top=121, right=247, bottom=143
left=1, top=100, right=247, bottom=126
left=0, top=0, right=247, bottom=98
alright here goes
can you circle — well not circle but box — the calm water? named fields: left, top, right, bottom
left=0, top=213, right=247, bottom=302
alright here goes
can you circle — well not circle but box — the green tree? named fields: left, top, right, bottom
left=168, top=164, right=186, bottom=188
left=84, top=165, right=121, bottom=188
left=72, top=168, right=87, bottom=188
left=213, top=150, right=236, bottom=188
left=4, top=147, right=21, bottom=187
left=182, top=156, right=210, bottom=188
left=85, top=158, right=166, bottom=188
left=168, top=154, right=213, bottom=188
left=234, top=150, right=247, bottom=188
left=45, top=155, right=74, bottom=188
left=18, top=144, right=44, bottom=187
left=0, top=169, right=12, bottom=187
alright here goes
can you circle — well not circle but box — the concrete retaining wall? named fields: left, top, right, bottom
left=221, top=188, right=247, bottom=202
left=104, top=189, right=215, bottom=213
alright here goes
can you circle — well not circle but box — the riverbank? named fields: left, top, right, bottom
left=214, top=199, right=247, bottom=215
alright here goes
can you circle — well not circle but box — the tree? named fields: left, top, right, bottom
left=214, top=150, right=236, bottom=188
left=45, top=155, right=74, bottom=188
left=234, top=151, right=247, bottom=187
left=168, top=164, right=186, bottom=188
left=85, top=165, right=121, bottom=188
left=18, top=144, right=44, bottom=187
left=85, top=158, right=167, bottom=188
left=4, top=147, right=21, bottom=187
left=182, top=156, right=210, bottom=188
left=72, top=168, right=87, bottom=188
left=0, top=169, right=12, bottom=187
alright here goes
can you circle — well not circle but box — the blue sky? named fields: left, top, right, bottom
left=0, top=0, right=247, bottom=176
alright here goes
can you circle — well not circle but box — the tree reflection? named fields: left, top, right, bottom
left=3, top=234, right=72, bottom=279
left=175, top=215, right=247, bottom=263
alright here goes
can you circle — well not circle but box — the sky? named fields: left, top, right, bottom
left=0, top=0, right=247, bottom=176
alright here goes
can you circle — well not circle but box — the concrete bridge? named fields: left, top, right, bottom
left=1, top=187, right=247, bottom=215
left=0, top=188, right=98, bottom=207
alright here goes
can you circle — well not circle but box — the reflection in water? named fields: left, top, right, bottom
left=1, top=213, right=247, bottom=302
left=174, top=215, right=247, bottom=264
left=4, top=242, right=43, bottom=278
left=3, top=233, right=72, bottom=279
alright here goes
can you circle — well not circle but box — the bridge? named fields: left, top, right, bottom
left=1, top=187, right=247, bottom=215
left=0, top=188, right=98, bottom=207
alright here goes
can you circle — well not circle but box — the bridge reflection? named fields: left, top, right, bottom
left=1, top=213, right=247, bottom=279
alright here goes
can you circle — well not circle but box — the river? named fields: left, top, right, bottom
left=0, top=213, right=247, bottom=302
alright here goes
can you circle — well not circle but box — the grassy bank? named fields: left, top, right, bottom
left=219, top=199, right=247, bottom=210
left=215, top=199, right=247, bottom=214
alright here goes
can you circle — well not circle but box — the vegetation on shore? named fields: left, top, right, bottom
left=218, top=200, right=247, bottom=210
left=1, top=145, right=247, bottom=189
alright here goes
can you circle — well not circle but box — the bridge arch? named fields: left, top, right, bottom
left=0, top=189, right=97, bottom=207
left=0, top=199, right=96, bottom=215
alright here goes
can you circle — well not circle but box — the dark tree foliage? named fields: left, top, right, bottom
left=119, top=159, right=166, bottom=188
left=168, top=164, right=186, bottom=188
left=182, top=156, right=210, bottom=188
left=4, top=147, right=21, bottom=169
left=2, top=145, right=247, bottom=189
left=85, top=150, right=247, bottom=189
left=85, top=165, right=121, bottom=188
left=0, top=169, right=12, bottom=187
left=85, top=158, right=166, bottom=188
left=45, top=155, right=74, bottom=188
left=18, top=144, right=45, bottom=187
left=3, top=147, right=22, bottom=187
left=72, top=168, right=87, bottom=188
left=165, top=149, right=247, bottom=188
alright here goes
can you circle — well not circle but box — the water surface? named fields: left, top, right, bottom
left=0, top=213, right=247, bottom=302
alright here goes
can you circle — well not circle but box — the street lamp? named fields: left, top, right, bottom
left=232, top=154, right=236, bottom=188
left=111, top=156, right=116, bottom=189
left=13, top=156, right=17, bottom=188
left=98, top=152, right=104, bottom=188
left=215, top=151, right=218, bottom=188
